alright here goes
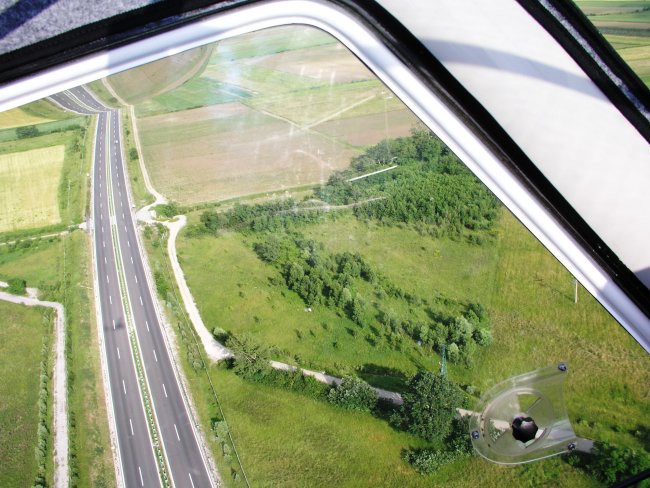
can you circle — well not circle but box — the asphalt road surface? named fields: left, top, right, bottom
left=50, top=87, right=213, bottom=488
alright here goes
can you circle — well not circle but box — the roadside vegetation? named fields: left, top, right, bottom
left=0, top=301, right=54, bottom=488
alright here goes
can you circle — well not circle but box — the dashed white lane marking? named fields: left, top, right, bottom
left=130, top=256, right=133, bottom=264
left=109, top=295, right=112, bottom=305
left=116, top=346, right=120, bottom=359
left=162, top=383, right=168, bottom=398
left=100, top=213, right=102, bottom=221
left=189, top=473, right=196, bottom=488
left=122, top=379, right=126, bottom=395
left=139, top=296, right=143, bottom=306
left=145, top=320, right=149, bottom=332
left=135, top=275, right=138, bottom=283
left=112, top=319, right=116, bottom=330
left=103, top=241, right=105, bottom=248
left=153, top=349, right=158, bottom=362
left=174, top=424, right=180, bottom=441
left=129, top=418, right=134, bottom=436
left=125, top=225, right=127, bottom=232
left=127, top=240, right=130, bottom=247
left=104, top=256, right=107, bottom=264
left=138, top=466, right=143, bottom=487
left=122, top=212, right=125, bottom=220
left=106, top=275, right=109, bottom=284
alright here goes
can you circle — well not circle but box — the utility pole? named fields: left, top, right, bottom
left=440, top=344, right=447, bottom=377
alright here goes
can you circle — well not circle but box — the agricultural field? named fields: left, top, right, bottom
left=0, top=107, right=52, bottom=130
left=0, top=102, right=91, bottom=238
left=0, top=301, right=52, bottom=488
left=0, top=146, right=64, bottom=233
left=134, top=25, right=419, bottom=205
left=576, top=0, right=650, bottom=84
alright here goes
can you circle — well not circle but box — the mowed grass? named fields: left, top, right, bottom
left=0, top=146, right=64, bottom=233
left=0, top=301, right=51, bottom=488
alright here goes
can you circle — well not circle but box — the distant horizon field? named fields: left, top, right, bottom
left=134, top=25, right=421, bottom=206
left=0, top=145, right=64, bottom=233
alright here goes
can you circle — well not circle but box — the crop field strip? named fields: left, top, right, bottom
left=0, top=146, right=64, bottom=233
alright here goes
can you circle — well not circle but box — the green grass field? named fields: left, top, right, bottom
left=0, top=301, right=52, bottom=488
left=0, top=225, right=116, bottom=487
left=143, top=213, right=601, bottom=487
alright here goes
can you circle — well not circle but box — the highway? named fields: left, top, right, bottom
left=50, top=87, right=214, bottom=488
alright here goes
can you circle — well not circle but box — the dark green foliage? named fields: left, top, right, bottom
left=7, top=277, right=26, bottom=295
left=226, top=334, right=272, bottom=380
left=16, top=125, right=39, bottom=139
left=328, top=376, right=378, bottom=412
left=156, top=202, right=180, bottom=218
left=403, top=447, right=458, bottom=474
left=153, top=270, right=169, bottom=298
left=391, top=371, right=464, bottom=441
left=316, top=128, right=499, bottom=241
left=199, top=199, right=330, bottom=234
left=446, top=416, right=473, bottom=455
left=568, top=442, right=650, bottom=484
left=128, top=147, right=138, bottom=160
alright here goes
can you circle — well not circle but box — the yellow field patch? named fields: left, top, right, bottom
left=0, top=146, right=64, bottom=232
left=0, top=108, right=52, bottom=130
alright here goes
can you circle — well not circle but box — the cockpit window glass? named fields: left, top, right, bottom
left=0, top=24, right=647, bottom=488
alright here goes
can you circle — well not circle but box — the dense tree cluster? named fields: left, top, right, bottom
left=316, top=128, right=499, bottom=241
left=199, top=199, right=331, bottom=235
left=253, top=233, right=491, bottom=364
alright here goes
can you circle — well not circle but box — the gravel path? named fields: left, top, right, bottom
left=0, top=282, right=69, bottom=488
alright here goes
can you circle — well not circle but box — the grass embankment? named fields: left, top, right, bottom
left=0, top=118, right=93, bottom=239
left=120, top=109, right=154, bottom=208
left=0, top=301, right=53, bottom=488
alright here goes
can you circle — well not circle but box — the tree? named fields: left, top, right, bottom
left=226, top=335, right=271, bottom=379
left=328, top=376, right=378, bottom=412
left=391, top=371, right=464, bottom=441
left=254, top=236, right=282, bottom=264
left=570, top=442, right=650, bottom=484
left=129, top=147, right=138, bottom=160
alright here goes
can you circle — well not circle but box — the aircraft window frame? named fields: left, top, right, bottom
left=0, top=0, right=647, bottom=352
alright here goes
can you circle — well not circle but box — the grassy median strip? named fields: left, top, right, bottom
left=105, top=126, right=171, bottom=487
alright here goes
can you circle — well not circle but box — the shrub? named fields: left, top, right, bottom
left=328, top=376, right=378, bottom=412
left=569, top=441, right=650, bottom=484
left=403, top=448, right=458, bottom=474
left=391, top=371, right=464, bottom=441
left=7, top=277, right=26, bottom=295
